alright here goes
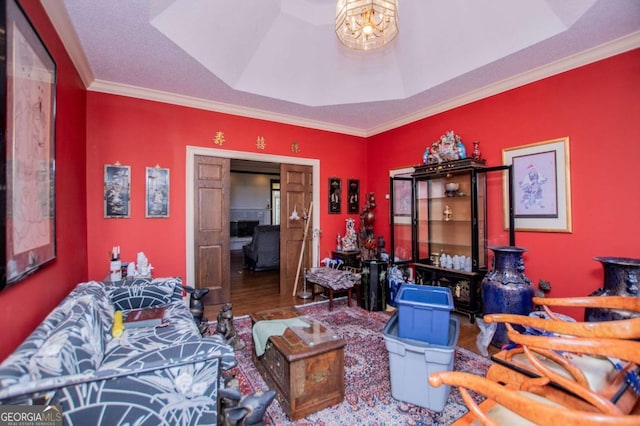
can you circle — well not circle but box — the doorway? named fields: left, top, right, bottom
left=186, top=146, right=320, bottom=306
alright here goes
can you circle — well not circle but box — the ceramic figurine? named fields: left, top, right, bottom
left=456, top=136, right=466, bottom=159
left=215, top=303, right=245, bottom=350
left=445, top=255, right=453, bottom=269
left=465, top=257, right=473, bottom=272
left=219, top=387, right=276, bottom=426
left=443, top=205, right=452, bottom=221
left=136, top=252, right=153, bottom=278
left=472, top=141, right=482, bottom=160
left=341, top=218, right=358, bottom=251
left=452, top=255, right=461, bottom=270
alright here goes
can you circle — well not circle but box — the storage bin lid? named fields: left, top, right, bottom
left=396, top=284, right=453, bottom=310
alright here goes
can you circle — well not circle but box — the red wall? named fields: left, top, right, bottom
left=2, top=2, right=638, bottom=362
left=0, top=2, right=88, bottom=361
left=85, top=94, right=367, bottom=280
left=367, top=49, right=640, bottom=305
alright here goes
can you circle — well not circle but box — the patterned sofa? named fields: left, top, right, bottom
left=0, top=277, right=235, bottom=425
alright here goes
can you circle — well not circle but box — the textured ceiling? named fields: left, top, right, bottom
left=42, top=0, right=640, bottom=136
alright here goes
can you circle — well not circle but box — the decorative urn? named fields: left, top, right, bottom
left=585, top=257, right=640, bottom=322
left=481, top=246, right=534, bottom=347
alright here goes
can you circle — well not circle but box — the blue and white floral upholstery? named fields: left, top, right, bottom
left=0, top=277, right=235, bottom=425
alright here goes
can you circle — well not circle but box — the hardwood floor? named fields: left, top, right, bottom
left=204, top=251, right=497, bottom=357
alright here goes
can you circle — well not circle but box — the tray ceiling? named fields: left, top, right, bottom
left=43, top=0, right=640, bottom=136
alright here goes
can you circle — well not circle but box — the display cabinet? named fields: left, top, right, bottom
left=407, top=159, right=514, bottom=322
left=389, top=168, right=414, bottom=266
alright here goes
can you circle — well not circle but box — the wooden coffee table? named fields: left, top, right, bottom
left=250, top=307, right=345, bottom=420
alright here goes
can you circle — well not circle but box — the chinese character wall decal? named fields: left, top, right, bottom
left=213, top=131, right=225, bottom=146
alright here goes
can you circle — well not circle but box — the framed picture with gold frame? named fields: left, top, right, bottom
left=104, top=164, right=131, bottom=218
left=146, top=166, right=170, bottom=218
left=502, top=137, right=572, bottom=232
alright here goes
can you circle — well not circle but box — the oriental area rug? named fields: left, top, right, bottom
left=208, top=300, right=492, bottom=425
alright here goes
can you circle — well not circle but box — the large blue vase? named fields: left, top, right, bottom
left=481, top=246, right=534, bottom=347
left=585, top=257, right=640, bottom=322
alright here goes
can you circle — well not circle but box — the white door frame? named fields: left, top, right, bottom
left=185, top=146, right=320, bottom=287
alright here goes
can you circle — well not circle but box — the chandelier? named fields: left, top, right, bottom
left=335, top=0, right=399, bottom=50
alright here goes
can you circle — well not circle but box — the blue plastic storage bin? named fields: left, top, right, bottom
left=383, top=311, right=460, bottom=411
left=396, top=284, right=454, bottom=345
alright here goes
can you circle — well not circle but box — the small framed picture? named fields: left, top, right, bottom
left=104, top=164, right=131, bottom=218
left=348, top=179, right=360, bottom=213
left=329, top=177, right=341, bottom=214
left=146, top=167, right=170, bottom=218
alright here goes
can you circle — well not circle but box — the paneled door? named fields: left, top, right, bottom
left=280, top=164, right=313, bottom=296
left=194, top=155, right=230, bottom=307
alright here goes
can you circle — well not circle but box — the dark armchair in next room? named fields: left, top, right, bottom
left=243, top=225, right=281, bottom=271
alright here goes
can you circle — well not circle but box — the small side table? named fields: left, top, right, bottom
left=306, top=267, right=357, bottom=311
left=331, top=250, right=362, bottom=306
left=331, top=250, right=361, bottom=269
left=250, top=308, right=345, bottom=420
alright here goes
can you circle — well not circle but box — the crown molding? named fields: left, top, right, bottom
left=40, top=0, right=94, bottom=88
left=365, top=31, right=640, bottom=136
left=88, top=80, right=368, bottom=137
left=41, top=0, right=639, bottom=139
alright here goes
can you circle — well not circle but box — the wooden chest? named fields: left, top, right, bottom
left=250, top=307, right=345, bottom=420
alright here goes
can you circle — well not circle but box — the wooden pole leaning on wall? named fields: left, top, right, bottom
left=292, top=201, right=313, bottom=297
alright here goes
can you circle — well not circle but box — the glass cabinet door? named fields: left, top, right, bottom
left=476, top=165, right=515, bottom=270
left=415, top=179, right=429, bottom=262
left=390, top=175, right=413, bottom=263
left=416, top=171, right=475, bottom=270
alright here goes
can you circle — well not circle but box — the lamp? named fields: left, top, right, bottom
left=335, top=0, right=398, bottom=50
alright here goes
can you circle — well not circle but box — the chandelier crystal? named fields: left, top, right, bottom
left=335, top=0, right=399, bottom=50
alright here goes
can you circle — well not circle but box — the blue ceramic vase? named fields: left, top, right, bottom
left=481, top=246, right=534, bottom=347
left=585, top=257, right=640, bottom=322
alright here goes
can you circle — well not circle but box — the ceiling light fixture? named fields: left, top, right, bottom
left=335, top=0, right=398, bottom=51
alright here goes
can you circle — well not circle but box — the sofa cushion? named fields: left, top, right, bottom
left=107, top=277, right=183, bottom=310
left=102, top=302, right=202, bottom=369
left=0, top=282, right=111, bottom=387
left=29, top=294, right=105, bottom=379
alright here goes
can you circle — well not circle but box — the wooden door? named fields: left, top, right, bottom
left=280, top=164, right=313, bottom=296
left=194, top=155, right=230, bottom=307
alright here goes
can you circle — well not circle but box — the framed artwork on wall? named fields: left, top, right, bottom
left=104, top=164, right=131, bottom=218
left=392, top=179, right=412, bottom=217
left=146, top=166, right=170, bottom=218
left=347, top=179, right=359, bottom=213
left=502, top=137, right=572, bottom=232
left=3, top=0, right=57, bottom=288
left=329, top=177, right=341, bottom=214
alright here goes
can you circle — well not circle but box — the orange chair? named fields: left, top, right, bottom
left=484, top=296, right=640, bottom=413
left=429, top=327, right=640, bottom=425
